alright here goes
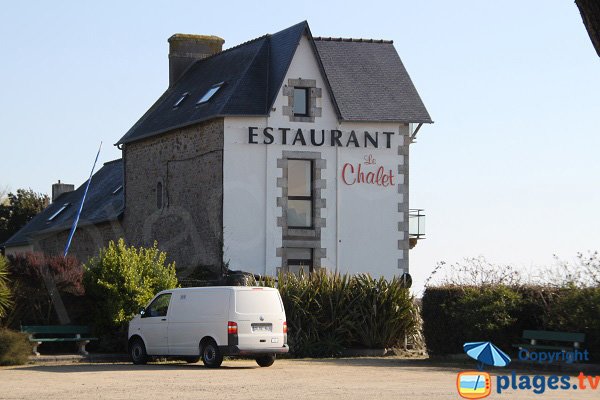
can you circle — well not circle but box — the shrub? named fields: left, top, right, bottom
left=422, top=285, right=522, bottom=355
left=0, top=328, right=31, bottom=366
left=0, top=255, right=12, bottom=320
left=543, top=286, right=600, bottom=360
left=83, top=239, right=178, bottom=351
left=269, top=271, right=417, bottom=357
left=5, top=252, right=83, bottom=328
left=422, top=285, right=600, bottom=360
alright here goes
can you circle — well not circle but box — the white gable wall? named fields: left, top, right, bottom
left=223, top=35, right=409, bottom=279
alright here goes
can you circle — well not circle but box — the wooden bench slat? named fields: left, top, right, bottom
left=522, top=330, right=585, bottom=343
left=21, top=325, right=92, bottom=335
left=20, top=325, right=97, bottom=356
left=33, top=338, right=98, bottom=342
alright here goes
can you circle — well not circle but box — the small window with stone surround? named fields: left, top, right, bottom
left=293, top=88, right=309, bottom=116
left=282, top=78, right=322, bottom=122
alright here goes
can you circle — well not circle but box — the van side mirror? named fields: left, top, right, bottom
left=139, top=308, right=146, bottom=317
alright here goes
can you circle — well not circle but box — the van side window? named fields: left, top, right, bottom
left=144, top=293, right=172, bottom=318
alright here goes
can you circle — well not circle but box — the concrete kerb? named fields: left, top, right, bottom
left=28, top=353, right=130, bottom=364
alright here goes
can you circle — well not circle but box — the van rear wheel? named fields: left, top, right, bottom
left=256, top=354, right=275, bottom=367
left=201, top=340, right=223, bottom=368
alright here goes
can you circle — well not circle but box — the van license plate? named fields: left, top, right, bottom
left=251, top=323, right=272, bottom=332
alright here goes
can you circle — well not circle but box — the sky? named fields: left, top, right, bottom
left=1, top=1, right=599, bottom=294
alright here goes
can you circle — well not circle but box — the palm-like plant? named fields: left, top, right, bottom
left=0, top=256, right=13, bottom=319
left=274, top=270, right=416, bottom=357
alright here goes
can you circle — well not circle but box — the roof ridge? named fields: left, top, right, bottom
left=313, top=37, right=393, bottom=44
left=197, top=34, right=269, bottom=64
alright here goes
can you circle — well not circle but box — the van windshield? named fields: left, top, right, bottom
left=235, top=290, right=283, bottom=314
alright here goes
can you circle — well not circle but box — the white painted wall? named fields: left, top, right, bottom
left=223, top=35, right=407, bottom=279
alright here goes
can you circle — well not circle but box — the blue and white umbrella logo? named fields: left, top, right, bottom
left=463, top=341, right=511, bottom=370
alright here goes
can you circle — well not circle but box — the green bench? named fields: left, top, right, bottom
left=21, top=325, right=98, bottom=356
left=513, top=330, right=585, bottom=352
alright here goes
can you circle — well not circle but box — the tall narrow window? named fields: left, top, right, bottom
left=287, top=159, right=312, bottom=228
left=156, top=182, right=163, bottom=209
left=293, top=87, right=309, bottom=116
left=287, top=248, right=313, bottom=274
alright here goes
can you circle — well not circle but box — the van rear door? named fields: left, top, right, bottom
left=233, top=288, right=286, bottom=350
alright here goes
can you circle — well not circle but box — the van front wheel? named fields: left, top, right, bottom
left=201, top=340, right=223, bottom=368
left=256, top=354, right=275, bottom=367
left=129, top=338, right=148, bottom=365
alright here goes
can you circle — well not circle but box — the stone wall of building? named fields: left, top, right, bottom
left=122, top=119, right=224, bottom=278
left=33, top=220, right=125, bottom=263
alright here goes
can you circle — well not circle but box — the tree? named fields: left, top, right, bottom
left=4, top=252, right=83, bottom=328
left=83, top=239, right=178, bottom=350
left=0, top=189, right=49, bottom=243
left=576, top=0, right=600, bottom=57
left=0, top=186, right=9, bottom=206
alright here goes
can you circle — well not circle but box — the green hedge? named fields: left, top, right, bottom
left=259, top=271, right=417, bottom=357
left=422, top=285, right=600, bottom=360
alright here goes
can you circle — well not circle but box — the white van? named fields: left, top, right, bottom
left=128, top=286, right=288, bottom=368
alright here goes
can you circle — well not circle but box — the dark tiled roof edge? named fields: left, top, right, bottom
left=1, top=159, right=124, bottom=249
left=313, top=37, right=393, bottom=44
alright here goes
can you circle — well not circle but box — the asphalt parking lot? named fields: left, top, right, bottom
left=1, top=358, right=599, bottom=399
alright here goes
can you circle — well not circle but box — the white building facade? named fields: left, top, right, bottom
left=223, top=34, right=422, bottom=279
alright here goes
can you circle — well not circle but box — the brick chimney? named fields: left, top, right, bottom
left=52, top=180, right=74, bottom=202
left=168, top=34, right=225, bottom=87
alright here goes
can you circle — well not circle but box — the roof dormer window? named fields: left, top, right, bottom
left=173, top=92, right=189, bottom=108
left=196, top=82, right=224, bottom=105
left=283, top=79, right=322, bottom=122
left=48, top=203, right=70, bottom=222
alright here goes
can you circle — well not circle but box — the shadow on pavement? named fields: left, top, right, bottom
left=13, top=362, right=257, bottom=373
left=295, top=357, right=470, bottom=372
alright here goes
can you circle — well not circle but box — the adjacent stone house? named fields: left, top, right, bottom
left=2, top=21, right=432, bottom=280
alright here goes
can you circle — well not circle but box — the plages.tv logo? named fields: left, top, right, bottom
left=456, top=341, right=511, bottom=399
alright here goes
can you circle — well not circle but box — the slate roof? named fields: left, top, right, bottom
left=117, top=22, right=307, bottom=145
left=117, top=21, right=431, bottom=145
left=314, top=38, right=432, bottom=123
left=1, top=159, right=124, bottom=248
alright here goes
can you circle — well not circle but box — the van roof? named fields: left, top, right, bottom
left=158, top=286, right=278, bottom=294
